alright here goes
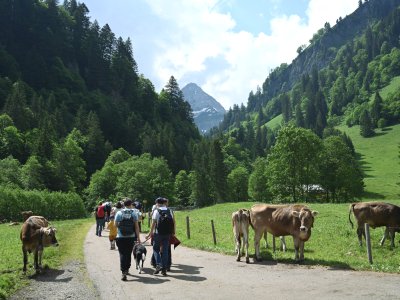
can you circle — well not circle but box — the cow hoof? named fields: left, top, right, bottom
left=246, top=258, right=250, bottom=264
left=236, top=258, right=240, bottom=262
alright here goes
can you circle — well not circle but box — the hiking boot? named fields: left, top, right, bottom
left=153, top=265, right=162, bottom=275
left=161, top=268, right=167, bottom=276
left=167, top=266, right=171, bottom=271
left=121, top=273, right=127, bottom=281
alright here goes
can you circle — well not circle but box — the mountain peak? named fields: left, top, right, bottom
left=182, top=83, right=226, bottom=133
left=182, top=83, right=226, bottom=113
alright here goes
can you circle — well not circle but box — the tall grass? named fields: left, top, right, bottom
left=0, top=218, right=93, bottom=300
left=172, top=201, right=400, bottom=273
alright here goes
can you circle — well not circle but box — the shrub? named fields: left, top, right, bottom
left=0, top=187, right=86, bottom=221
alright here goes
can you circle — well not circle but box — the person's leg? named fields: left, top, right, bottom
left=160, top=235, right=170, bottom=275
left=167, top=243, right=172, bottom=271
left=95, top=219, right=99, bottom=236
left=116, top=238, right=127, bottom=280
left=152, top=234, right=162, bottom=274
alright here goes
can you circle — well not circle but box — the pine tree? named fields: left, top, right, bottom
left=359, top=109, right=375, bottom=137
left=209, top=139, right=228, bottom=203
left=295, top=104, right=305, bottom=128
left=370, top=91, right=383, bottom=127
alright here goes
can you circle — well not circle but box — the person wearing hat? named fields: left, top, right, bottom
left=114, top=198, right=141, bottom=281
left=146, top=197, right=175, bottom=276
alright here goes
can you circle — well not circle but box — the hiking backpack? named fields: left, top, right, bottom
left=118, top=209, right=135, bottom=236
left=156, top=208, right=173, bottom=235
left=96, top=205, right=105, bottom=218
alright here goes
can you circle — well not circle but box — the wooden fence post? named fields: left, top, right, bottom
left=365, top=223, right=373, bottom=264
left=211, top=220, right=217, bottom=245
left=186, top=216, right=190, bottom=239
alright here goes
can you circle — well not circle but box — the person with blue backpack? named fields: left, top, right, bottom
left=115, top=198, right=141, bottom=281
left=146, top=197, right=175, bottom=276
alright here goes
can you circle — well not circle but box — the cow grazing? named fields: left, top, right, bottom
left=250, top=204, right=318, bottom=262
left=21, top=211, right=34, bottom=222
left=232, top=209, right=251, bottom=263
left=20, top=216, right=58, bottom=274
left=349, top=202, right=400, bottom=248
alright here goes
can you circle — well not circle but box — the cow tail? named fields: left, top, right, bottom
left=238, top=209, right=243, bottom=226
left=249, top=210, right=254, bottom=229
left=348, top=204, right=355, bottom=228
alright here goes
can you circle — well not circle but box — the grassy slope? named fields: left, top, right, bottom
left=338, top=123, right=400, bottom=199
left=339, top=76, right=400, bottom=199
left=266, top=114, right=283, bottom=130
left=0, top=218, right=93, bottom=300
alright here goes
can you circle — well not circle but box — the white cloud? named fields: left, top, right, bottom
left=142, top=0, right=359, bottom=109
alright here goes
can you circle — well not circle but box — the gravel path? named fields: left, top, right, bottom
left=84, top=225, right=400, bottom=300
left=10, top=225, right=400, bottom=300
left=9, top=260, right=99, bottom=300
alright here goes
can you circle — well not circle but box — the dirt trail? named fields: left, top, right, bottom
left=84, top=224, right=400, bottom=300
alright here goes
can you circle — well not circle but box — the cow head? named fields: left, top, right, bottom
left=292, top=208, right=318, bottom=237
left=40, top=227, right=59, bottom=247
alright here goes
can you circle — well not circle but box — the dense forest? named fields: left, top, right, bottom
left=0, top=0, right=399, bottom=217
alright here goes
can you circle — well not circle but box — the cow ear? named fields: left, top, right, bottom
left=292, top=211, right=300, bottom=218
left=44, top=228, right=52, bottom=236
left=312, top=211, right=318, bottom=217
left=52, top=227, right=57, bottom=233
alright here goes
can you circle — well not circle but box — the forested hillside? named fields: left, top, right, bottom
left=0, top=0, right=399, bottom=214
left=0, top=0, right=199, bottom=205
left=207, top=0, right=400, bottom=203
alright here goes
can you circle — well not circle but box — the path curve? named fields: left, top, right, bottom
left=84, top=224, right=400, bottom=300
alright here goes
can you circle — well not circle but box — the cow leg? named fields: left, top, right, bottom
left=236, top=236, right=241, bottom=261
left=280, top=236, right=287, bottom=252
left=22, top=247, right=28, bottom=273
left=380, top=227, right=389, bottom=246
left=293, top=237, right=300, bottom=262
left=38, top=249, right=43, bottom=269
left=356, top=226, right=364, bottom=246
left=241, top=233, right=245, bottom=257
left=243, top=231, right=249, bottom=264
left=299, top=240, right=305, bottom=261
left=264, top=232, right=268, bottom=248
left=254, top=229, right=263, bottom=261
left=34, top=249, right=40, bottom=273
left=389, top=228, right=395, bottom=249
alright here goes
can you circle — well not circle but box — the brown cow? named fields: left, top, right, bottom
left=349, top=202, right=400, bottom=248
left=21, top=216, right=59, bottom=274
left=232, top=209, right=251, bottom=263
left=250, top=204, right=318, bottom=262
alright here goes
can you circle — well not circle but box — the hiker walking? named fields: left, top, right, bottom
left=146, top=197, right=175, bottom=276
left=95, top=201, right=105, bottom=237
left=115, top=198, right=141, bottom=281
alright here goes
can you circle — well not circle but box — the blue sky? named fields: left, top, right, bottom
left=82, top=0, right=359, bottom=109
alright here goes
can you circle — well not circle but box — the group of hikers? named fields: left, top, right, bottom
left=94, top=196, right=177, bottom=281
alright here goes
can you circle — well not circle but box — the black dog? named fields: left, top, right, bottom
left=133, top=243, right=147, bottom=274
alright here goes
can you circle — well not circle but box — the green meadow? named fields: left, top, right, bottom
left=0, top=218, right=93, bottom=300
left=338, top=123, right=400, bottom=199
